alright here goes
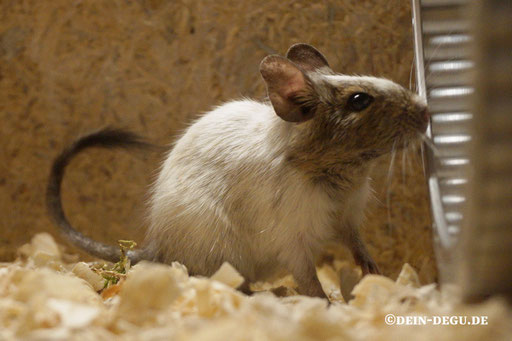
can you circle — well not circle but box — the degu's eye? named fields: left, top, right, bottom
left=347, top=92, right=374, bottom=112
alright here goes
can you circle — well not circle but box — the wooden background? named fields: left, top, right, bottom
left=0, top=0, right=436, bottom=283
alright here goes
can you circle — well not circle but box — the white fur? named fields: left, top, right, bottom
left=146, top=100, right=371, bottom=285
left=324, top=74, right=402, bottom=93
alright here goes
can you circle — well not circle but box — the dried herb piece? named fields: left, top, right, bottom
left=91, top=240, right=137, bottom=289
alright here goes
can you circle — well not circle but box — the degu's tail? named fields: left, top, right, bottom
left=46, top=127, right=157, bottom=264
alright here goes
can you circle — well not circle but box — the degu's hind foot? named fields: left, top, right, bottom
left=352, top=247, right=381, bottom=276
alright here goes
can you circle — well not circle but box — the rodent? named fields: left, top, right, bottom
left=47, top=44, right=429, bottom=299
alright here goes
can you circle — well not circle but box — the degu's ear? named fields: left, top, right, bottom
left=285, top=43, right=331, bottom=73
left=259, top=55, right=316, bottom=123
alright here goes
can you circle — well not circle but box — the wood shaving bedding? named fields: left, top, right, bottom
left=0, top=233, right=510, bottom=340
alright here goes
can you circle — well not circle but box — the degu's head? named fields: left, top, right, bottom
left=260, top=44, right=429, bottom=162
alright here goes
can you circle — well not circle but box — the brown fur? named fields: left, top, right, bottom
left=284, top=76, right=427, bottom=192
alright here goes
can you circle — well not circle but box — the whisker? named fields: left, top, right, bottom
left=423, top=28, right=459, bottom=83
left=424, top=37, right=443, bottom=71
left=387, top=141, right=397, bottom=182
left=409, top=52, right=415, bottom=92
left=424, top=55, right=461, bottom=83
left=420, top=142, right=427, bottom=179
left=386, top=141, right=397, bottom=231
left=418, top=133, right=440, bottom=157
left=406, top=139, right=414, bottom=171
left=401, top=142, right=407, bottom=185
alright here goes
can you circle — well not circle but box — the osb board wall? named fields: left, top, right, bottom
left=0, top=0, right=437, bottom=283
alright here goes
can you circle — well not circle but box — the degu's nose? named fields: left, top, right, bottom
left=416, top=105, right=430, bottom=133
left=411, top=93, right=429, bottom=125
